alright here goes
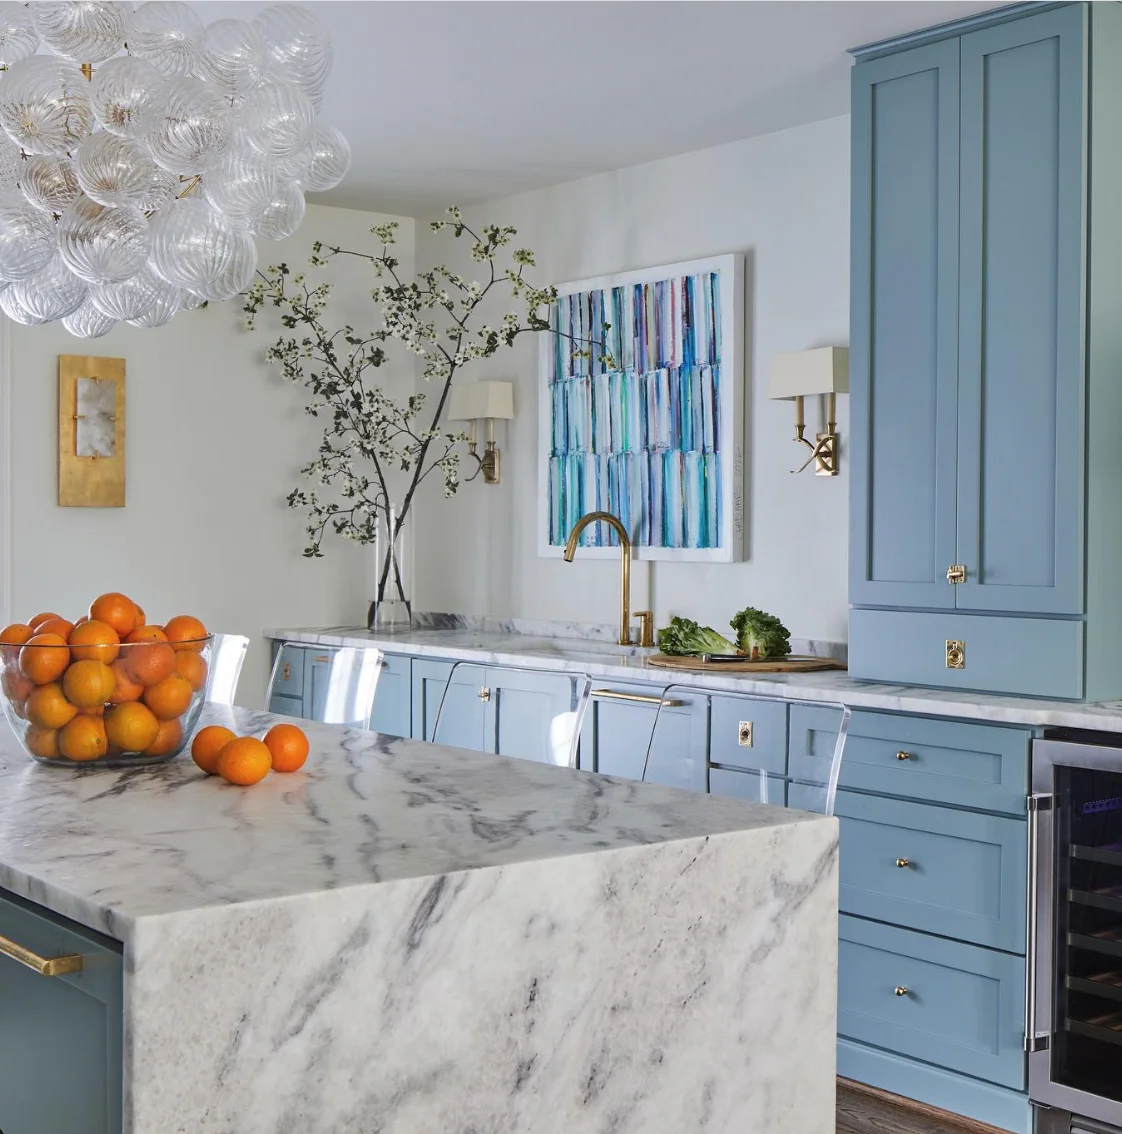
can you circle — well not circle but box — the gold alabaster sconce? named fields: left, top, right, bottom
left=768, top=346, right=849, bottom=476
left=448, top=380, right=514, bottom=485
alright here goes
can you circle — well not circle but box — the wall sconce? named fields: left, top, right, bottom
left=768, top=347, right=849, bottom=476
left=448, top=380, right=514, bottom=485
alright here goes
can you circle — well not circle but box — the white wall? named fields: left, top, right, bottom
left=413, top=115, right=851, bottom=646
left=6, top=204, right=415, bottom=706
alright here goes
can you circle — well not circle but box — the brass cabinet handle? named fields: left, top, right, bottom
left=894, top=986, right=909, bottom=997
left=945, top=640, right=966, bottom=670
left=0, top=932, right=83, bottom=977
left=477, top=687, right=491, bottom=703
left=896, top=751, right=912, bottom=761
left=282, top=662, right=291, bottom=682
left=314, top=655, right=330, bottom=664
left=946, top=564, right=967, bottom=584
left=896, top=858, right=911, bottom=869
left=591, top=689, right=684, bottom=707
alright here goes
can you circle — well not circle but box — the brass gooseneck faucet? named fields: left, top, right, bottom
left=562, top=511, right=654, bottom=648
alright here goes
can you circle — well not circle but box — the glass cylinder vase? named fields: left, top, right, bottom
left=368, top=506, right=411, bottom=630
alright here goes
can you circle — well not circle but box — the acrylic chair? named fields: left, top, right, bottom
left=204, top=633, right=249, bottom=707
left=265, top=644, right=384, bottom=729
left=642, top=684, right=852, bottom=816
left=430, top=660, right=593, bottom=768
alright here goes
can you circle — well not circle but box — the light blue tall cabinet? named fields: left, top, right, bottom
left=849, top=1, right=1122, bottom=701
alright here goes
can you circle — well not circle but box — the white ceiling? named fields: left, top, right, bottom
left=205, top=0, right=1004, bottom=217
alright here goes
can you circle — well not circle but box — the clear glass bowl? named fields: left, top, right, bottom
left=1, top=635, right=213, bottom=768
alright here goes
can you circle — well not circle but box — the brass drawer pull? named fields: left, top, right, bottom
left=314, top=655, right=330, bottom=664
left=0, top=932, right=83, bottom=977
left=896, top=751, right=912, bottom=761
left=282, top=662, right=291, bottom=682
left=896, top=858, right=911, bottom=869
left=591, top=689, right=685, bottom=707
left=945, top=640, right=965, bottom=670
left=894, top=985, right=909, bottom=997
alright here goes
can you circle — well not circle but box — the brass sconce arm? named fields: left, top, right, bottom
left=787, top=393, right=839, bottom=476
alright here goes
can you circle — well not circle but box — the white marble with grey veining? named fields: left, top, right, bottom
left=267, top=624, right=1122, bottom=733
left=0, top=705, right=838, bottom=1134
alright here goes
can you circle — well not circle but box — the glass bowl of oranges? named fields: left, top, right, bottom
left=0, top=593, right=211, bottom=768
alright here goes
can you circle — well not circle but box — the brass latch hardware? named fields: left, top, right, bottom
left=946, top=640, right=965, bottom=670
left=477, top=687, right=491, bottom=703
left=738, top=721, right=753, bottom=747
left=946, top=564, right=967, bottom=585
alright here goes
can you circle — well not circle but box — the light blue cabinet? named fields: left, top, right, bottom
left=0, top=889, right=123, bottom=1134
left=368, top=654, right=411, bottom=737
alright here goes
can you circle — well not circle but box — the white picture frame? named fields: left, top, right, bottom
left=537, top=252, right=744, bottom=562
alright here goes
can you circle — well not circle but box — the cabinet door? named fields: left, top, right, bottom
left=369, top=654, right=410, bottom=737
left=485, top=668, right=582, bottom=766
left=0, top=890, right=123, bottom=1134
left=956, top=5, right=1086, bottom=614
left=850, top=39, right=960, bottom=609
left=411, top=659, right=486, bottom=749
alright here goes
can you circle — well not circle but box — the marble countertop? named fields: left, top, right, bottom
left=0, top=703, right=815, bottom=944
left=268, top=622, right=1122, bottom=732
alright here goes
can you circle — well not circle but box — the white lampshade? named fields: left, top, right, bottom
left=769, top=347, right=849, bottom=400
left=447, top=380, right=514, bottom=422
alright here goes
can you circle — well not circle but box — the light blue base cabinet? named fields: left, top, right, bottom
left=0, top=889, right=123, bottom=1134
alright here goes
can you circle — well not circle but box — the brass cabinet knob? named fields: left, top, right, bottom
left=894, top=986, right=909, bottom=997
left=896, top=751, right=912, bottom=761
left=946, top=564, right=967, bottom=584
left=896, top=858, right=911, bottom=869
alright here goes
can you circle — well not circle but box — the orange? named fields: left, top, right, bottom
left=174, top=651, right=208, bottom=691
left=69, top=619, right=121, bottom=664
left=73, top=614, right=89, bottom=627
left=142, top=674, right=193, bottom=720
left=126, top=625, right=167, bottom=643
left=133, top=604, right=146, bottom=630
left=217, top=737, right=271, bottom=785
left=58, top=715, right=108, bottom=762
left=25, top=682, right=78, bottom=730
left=0, top=623, right=33, bottom=647
left=25, top=724, right=59, bottom=759
left=19, top=633, right=70, bottom=685
left=62, top=659, right=116, bottom=708
left=2, top=667, right=33, bottom=704
left=107, top=658, right=143, bottom=704
left=191, top=725, right=236, bottom=774
left=105, top=702, right=160, bottom=752
left=164, top=615, right=208, bottom=653
left=89, top=593, right=137, bottom=637
left=126, top=640, right=175, bottom=687
left=28, top=612, right=61, bottom=631
left=263, top=723, right=309, bottom=773
left=35, top=617, right=74, bottom=641
left=79, top=705, right=105, bottom=717
left=144, top=716, right=182, bottom=757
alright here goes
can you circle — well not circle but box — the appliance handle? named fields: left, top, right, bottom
left=1027, top=792, right=1053, bottom=1053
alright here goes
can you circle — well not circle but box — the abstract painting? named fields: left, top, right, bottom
left=538, top=253, right=743, bottom=561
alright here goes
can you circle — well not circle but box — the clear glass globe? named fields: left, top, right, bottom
left=20, top=154, right=81, bottom=214
left=0, top=285, right=45, bottom=324
left=146, top=76, right=232, bottom=175
left=254, top=4, right=333, bottom=106
left=180, top=289, right=205, bottom=310
left=301, top=123, right=351, bottom=193
left=88, top=263, right=162, bottom=320
left=63, top=295, right=116, bottom=338
left=199, top=18, right=268, bottom=100
left=32, top=2, right=127, bottom=64
left=195, top=230, right=255, bottom=301
left=90, top=56, right=166, bottom=140
left=13, top=252, right=88, bottom=320
left=0, top=55, right=94, bottom=155
left=126, top=1, right=204, bottom=78
left=273, top=143, right=312, bottom=185
left=138, top=164, right=179, bottom=213
left=0, top=2, right=40, bottom=68
left=58, top=195, right=151, bottom=283
left=127, top=279, right=181, bottom=326
left=202, top=142, right=276, bottom=228
left=0, top=137, right=23, bottom=194
left=0, top=191, right=57, bottom=280
left=253, top=180, right=305, bottom=240
left=242, top=81, right=314, bottom=158
left=76, top=132, right=161, bottom=209
left=149, top=197, right=238, bottom=291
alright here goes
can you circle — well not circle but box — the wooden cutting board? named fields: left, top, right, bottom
left=646, top=653, right=845, bottom=674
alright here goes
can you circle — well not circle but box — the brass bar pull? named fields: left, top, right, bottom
left=591, top=689, right=684, bottom=707
left=896, top=751, right=912, bottom=761
left=0, top=933, right=83, bottom=977
left=894, top=986, right=909, bottom=997
left=896, top=858, right=911, bottom=869
left=314, top=655, right=330, bottom=663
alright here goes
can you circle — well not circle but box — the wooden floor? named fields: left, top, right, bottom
left=837, top=1080, right=1010, bottom=1134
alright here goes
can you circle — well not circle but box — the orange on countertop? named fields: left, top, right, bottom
left=19, top=633, right=70, bottom=685
left=62, top=659, right=116, bottom=709
left=58, top=715, right=108, bottom=762
left=105, top=702, right=160, bottom=752
left=26, top=682, right=78, bottom=730
left=89, top=593, right=138, bottom=637
left=263, top=723, right=309, bottom=773
left=143, top=673, right=192, bottom=720
left=164, top=615, right=207, bottom=652
left=69, top=619, right=120, bottom=665
left=217, top=737, right=271, bottom=785
left=191, top=725, right=236, bottom=775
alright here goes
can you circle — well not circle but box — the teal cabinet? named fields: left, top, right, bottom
left=0, top=889, right=123, bottom=1134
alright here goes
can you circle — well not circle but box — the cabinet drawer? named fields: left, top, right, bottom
left=789, top=707, right=1029, bottom=815
left=0, top=890, right=123, bottom=1134
left=709, top=767, right=786, bottom=806
left=708, top=696, right=787, bottom=774
left=793, top=786, right=1026, bottom=951
left=270, top=642, right=305, bottom=697
left=370, top=654, right=410, bottom=738
left=849, top=607, right=1083, bottom=699
left=267, top=692, right=304, bottom=719
left=839, top=915, right=1025, bottom=1090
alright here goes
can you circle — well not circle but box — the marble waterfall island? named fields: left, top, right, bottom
left=0, top=706, right=839, bottom=1134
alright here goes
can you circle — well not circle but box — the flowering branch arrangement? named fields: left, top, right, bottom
left=243, top=208, right=573, bottom=607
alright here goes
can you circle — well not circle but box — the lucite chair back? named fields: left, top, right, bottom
left=431, top=660, right=593, bottom=768
left=204, top=633, right=249, bottom=707
left=265, top=644, right=384, bottom=730
left=642, top=684, right=852, bottom=816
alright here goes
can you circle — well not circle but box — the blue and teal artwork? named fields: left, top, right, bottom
left=546, top=269, right=725, bottom=551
